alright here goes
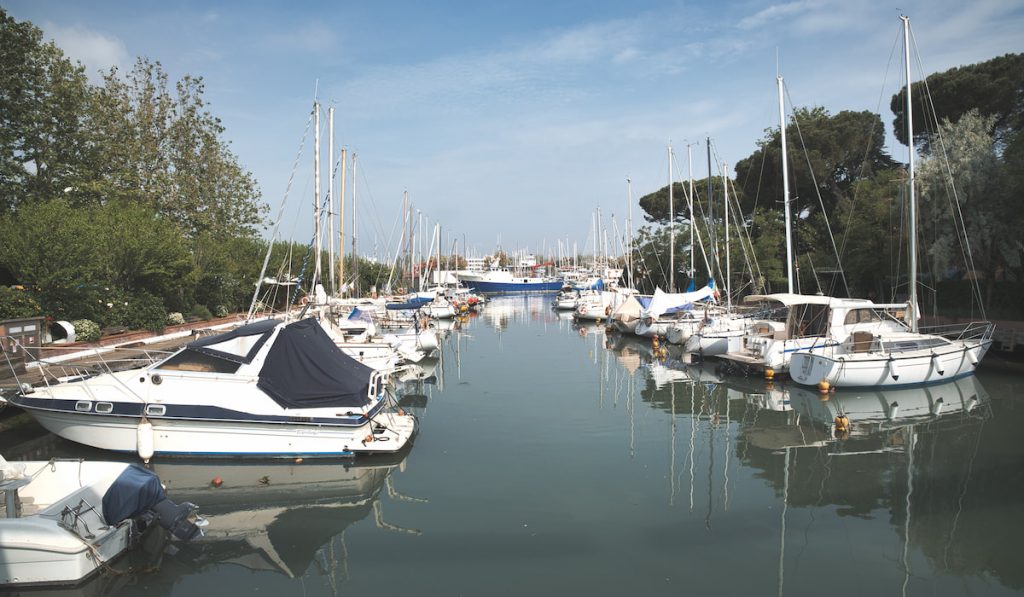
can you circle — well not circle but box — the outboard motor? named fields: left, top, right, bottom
left=150, top=497, right=204, bottom=541
left=101, top=464, right=206, bottom=541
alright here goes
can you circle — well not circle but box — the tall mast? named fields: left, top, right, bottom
left=327, top=106, right=335, bottom=294
left=902, top=15, right=918, bottom=332
left=723, top=161, right=731, bottom=309
left=778, top=75, right=795, bottom=294
left=313, top=102, right=322, bottom=292
left=627, top=177, right=634, bottom=289
left=338, top=148, right=346, bottom=295
left=351, top=152, right=359, bottom=297
left=706, top=137, right=713, bottom=255
left=668, top=144, right=675, bottom=293
left=687, top=144, right=695, bottom=281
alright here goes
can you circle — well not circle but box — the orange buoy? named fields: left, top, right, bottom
left=294, top=457, right=303, bottom=464
left=764, top=368, right=775, bottom=380
left=211, top=476, right=223, bottom=488
left=818, top=379, right=830, bottom=393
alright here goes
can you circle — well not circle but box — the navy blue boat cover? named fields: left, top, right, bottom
left=102, top=464, right=166, bottom=524
left=257, top=318, right=374, bottom=409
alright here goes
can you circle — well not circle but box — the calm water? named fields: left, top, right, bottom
left=6, top=294, right=1024, bottom=596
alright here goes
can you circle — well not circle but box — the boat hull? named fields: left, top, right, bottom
left=12, top=402, right=417, bottom=458
left=464, top=279, right=563, bottom=293
left=789, top=340, right=991, bottom=388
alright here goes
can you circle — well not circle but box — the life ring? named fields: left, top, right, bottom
left=299, top=296, right=309, bottom=306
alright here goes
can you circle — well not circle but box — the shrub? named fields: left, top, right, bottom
left=166, top=312, right=185, bottom=326
left=190, top=304, right=213, bottom=321
left=0, top=287, right=42, bottom=320
left=213, top=305, right=230, bottom=318
left=71, top=319, right=100, bottom=343
left=104, top=292, right=166, bottom=332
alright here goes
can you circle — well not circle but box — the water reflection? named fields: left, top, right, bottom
left=148, top=452, right=418, bottom=584
left=597, top=317, right=1022, bottom=594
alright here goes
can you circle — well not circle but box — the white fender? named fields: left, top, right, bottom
left=137, top=417, right=154, bottom=463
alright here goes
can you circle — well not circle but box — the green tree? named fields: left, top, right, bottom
left=0, top=9, right=92, bottom=211
left=734, top=107, right=896, bottom=219
left=84, top=58, right=266, bottom=238
left=891, top=53, right=1024, bottom=152
left=917, top=110, right=1015, bottom=309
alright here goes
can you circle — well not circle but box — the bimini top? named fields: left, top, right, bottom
left=257, top=318, right=375, bottom=410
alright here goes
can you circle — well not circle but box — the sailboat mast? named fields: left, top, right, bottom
left=351, top=152, right=359, bottom=297
left=327, top=107, right=336, bottom=294
left=313, top=102, right=322, bottom=292
left=778, top=75, right=795, bottom=294
left=338, top=148, right=346, bottom=295
left=723, top=161, right=731, bottom=309
left=627, top=177, right=634, bottom=289
left=668, top=144, right=675, bottom=293
left=902, top=15, right=918, bottom=333
left=687, top=144, right=695, bottom=281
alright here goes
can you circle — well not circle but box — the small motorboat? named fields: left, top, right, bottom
left=0, top=457, right=203, bottom=588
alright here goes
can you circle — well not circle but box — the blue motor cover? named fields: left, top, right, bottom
left=101, top=464, right=166, bottom=525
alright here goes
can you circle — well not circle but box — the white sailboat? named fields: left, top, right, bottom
left=788, top=16, right=993, bottom=388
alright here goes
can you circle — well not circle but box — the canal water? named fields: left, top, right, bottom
left=5, top=294, right=1024, bottom=596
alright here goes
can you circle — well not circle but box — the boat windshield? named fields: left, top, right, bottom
left=156, top=349, right=242, bottom=374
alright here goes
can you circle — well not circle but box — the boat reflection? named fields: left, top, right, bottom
left=150, top=451, right=419, bottom=580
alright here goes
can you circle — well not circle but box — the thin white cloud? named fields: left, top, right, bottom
left=42, top=21, right=129, bottom=81
left=738, top=1, right=815, bottom=30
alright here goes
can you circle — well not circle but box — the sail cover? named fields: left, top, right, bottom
left=258, top=318, right=374, bottom=409
left=642, top=281, right=716, bottom=318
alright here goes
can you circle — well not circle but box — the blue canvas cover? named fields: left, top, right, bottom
left=257, top=318, right=374, bottom=409
left=101, top=464, right=166, bottom=524
left=385, top=296, right=431, bottom=310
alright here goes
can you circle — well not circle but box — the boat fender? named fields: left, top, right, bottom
left=967, top=349, right=979, bottom=366
left=137, top=416, right=155, bottom=463
left=818, top=380, right=830, bottom=393
left=605, top=306, right=612, bottom=316
left=764, top=368, right=775, bottom=381
left=833, top=414, right=850, bottom=439
left=888, top=357, right=900, bottom=381
left=931, top=352, right=945, bottom=375
left=362, top=434, right=374, bottom=445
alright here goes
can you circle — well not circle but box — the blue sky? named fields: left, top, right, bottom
left=6, top=0, right=1023, bottom=260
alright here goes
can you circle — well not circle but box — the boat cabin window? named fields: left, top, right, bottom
left=156, top=349, right=242, bottom=374
left=882, top=337, right=949, bottom=352
left=844, top=308, right=883, bottom=325
left=788, top=304, right=829, bottom=338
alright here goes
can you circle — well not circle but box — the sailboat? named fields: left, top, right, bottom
left=788, top=16, right=993, bottom=388
left=717, top=74, right=882, bottom=376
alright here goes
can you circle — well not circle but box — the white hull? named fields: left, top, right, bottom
left=684, top=329, right=746, bottom=356
left=0, top=460, right=135, bottom=587
left=25, top=408, right=416, bottom=458
left=790, top=339, right=991, bottom=388
left=634, top=319, right=673, bottom=338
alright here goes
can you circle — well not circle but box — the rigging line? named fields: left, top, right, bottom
left=725, top=169, right=765, bottom=294
left=248, top=107, right=314, bottom=319
left=911, top=30, right=987, bottom=320
left=784, top=82, right=850, bottom=297
left=835, top=25, right=902, bottom=284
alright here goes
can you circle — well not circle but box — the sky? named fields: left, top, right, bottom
left=5, top=0, right=1023, bottom=261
